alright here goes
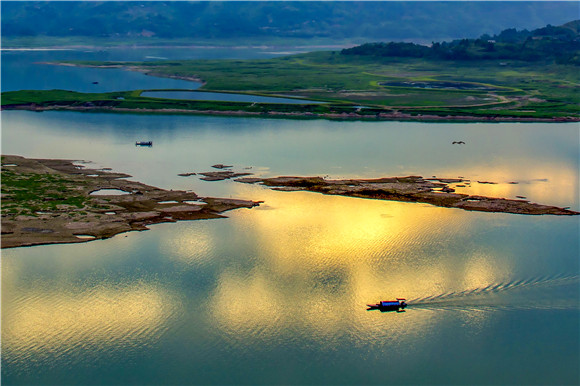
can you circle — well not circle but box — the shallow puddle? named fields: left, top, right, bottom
left=89, top=189, right=130, bottom=196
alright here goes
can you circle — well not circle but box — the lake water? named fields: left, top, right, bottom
left=141, top=90, right=327, bottom=104
left=1, top=46, right=310, bottom=93
left=1, top=49, right=579, bottom=385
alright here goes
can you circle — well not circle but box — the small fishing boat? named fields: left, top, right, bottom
left=367, top=298, right=407, bottom=312
left=135, top=141, right=153, bottom=147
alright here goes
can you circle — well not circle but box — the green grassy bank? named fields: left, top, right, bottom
left=3, top=51, right=578, bottom=120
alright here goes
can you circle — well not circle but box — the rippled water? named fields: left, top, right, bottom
left=1, top=49, right=579, bottom=385
left=3, top=111, right=578, bottom=211
left=3, top=192, right=578, bottom=384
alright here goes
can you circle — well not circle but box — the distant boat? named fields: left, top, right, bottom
left=135, top=141, right=153, bottom=147
left=92, top=81, right=99, bottom=84
left=367, top=298, right=407, bottom=312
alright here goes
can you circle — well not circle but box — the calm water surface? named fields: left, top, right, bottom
left=1, top=47, right=308, bottom=92
left=1, top=50, right=579, bottom=385
left=141, top=90, right=327, bottom=104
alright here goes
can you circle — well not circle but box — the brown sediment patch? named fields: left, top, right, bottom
left=211, top=164, right=233, bottom=169
left=140, top=71, right=205, bottom=85
left=1, top=155, right=260, bottom=249
left=236, top=175, right=578, bottom=216
left=199, top=170, right=253, bottom=181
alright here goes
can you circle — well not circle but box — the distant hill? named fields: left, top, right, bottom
left=561, top=20, right=580, bottom=34
left=2, top=1, right=580, bottom=43
left=341, top=20, right=580, bottom=65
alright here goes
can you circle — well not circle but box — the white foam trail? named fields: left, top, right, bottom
left=408, top=274, right=579, bottom=305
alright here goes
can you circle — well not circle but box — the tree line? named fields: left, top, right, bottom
left=341, top=21, right=580, bottom=65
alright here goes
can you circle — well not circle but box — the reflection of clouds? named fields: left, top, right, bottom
left=236, top=191, right=457, bottom=273
left=209, top=190, right=499, bottom=342
left=210, top=271, right=283, bottom=340
left=209, top=268, right=437, bottom=348
left=161, top=223, right=213, bottom=267
left=2, top=282, right=179, bottom=365
left=457, top=253, right=508, bottom=334
left=462, top=253, right=506, bottom=290
left=450, top=163, right=578, bottom=210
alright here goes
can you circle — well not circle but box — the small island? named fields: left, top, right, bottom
left=1, top=155, right=260, bottom=248
left=3, top=154, right=577, bottom=249
left=236, top=175, right=579, bottom=216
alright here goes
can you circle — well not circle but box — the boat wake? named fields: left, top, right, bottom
left=407, top=274, right=579, bottom=311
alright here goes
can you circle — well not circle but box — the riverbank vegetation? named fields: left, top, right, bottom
left=3, top=53, right=578, bottom=120
left=2, top=21, right=578, bottom=121
left=1, top=162, right=91, bottom=218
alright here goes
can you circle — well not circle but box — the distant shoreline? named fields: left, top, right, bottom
left=29, top=57, right=579, bottom=122
left=4, top=56, right=578, bottom=123
left=1, top=43, right=352, bottom=51
left=3, top=104, right=578, bottom=123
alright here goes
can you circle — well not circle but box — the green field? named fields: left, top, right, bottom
left=3, top=51, right=579, bottom=120
left=1, top=163, right=90, bottom=217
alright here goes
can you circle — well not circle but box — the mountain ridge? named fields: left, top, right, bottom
left=2, top=1, right=579, bottom=43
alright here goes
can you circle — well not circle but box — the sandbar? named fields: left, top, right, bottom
left=236, top=176, right=579, bottom=216
left=1, top=155, right=260, bottom=248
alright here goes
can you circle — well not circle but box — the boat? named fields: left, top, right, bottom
left=135, top=141, right=153, bottom=147
left=367, top=298, right=407, bottom=312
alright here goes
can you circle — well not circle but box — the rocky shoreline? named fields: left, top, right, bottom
left=1, top=155, right=260, bottom=248
left=237, top=176, right=579, bottom=216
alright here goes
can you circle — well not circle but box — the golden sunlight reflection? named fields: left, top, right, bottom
left=233, top=190, right=471, bottom=272
left=207, top=188, right=503, bottom=342
left=444, top=162, right=578, bottom=209
left=210, top=270, right=283, bottom=339
left=160, top=223, right=214, bottom=266
left=462, top=253, right=508, bottom=290
left=209, top=268, right=440, bottom=347
left=2, top=282, right=180, bottom=363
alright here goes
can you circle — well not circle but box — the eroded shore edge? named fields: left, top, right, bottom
left=1, top=155, right=260, bottom=249
left=237, top=176, right=579, bottom=216
left=3, top=156, right=578, bottom=249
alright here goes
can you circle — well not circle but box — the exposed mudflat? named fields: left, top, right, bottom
left=1, top=155, right=260, bottom=248
left=199, top=170, right=253, bottom=181
left=237, top=176, right=579, bottom=216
